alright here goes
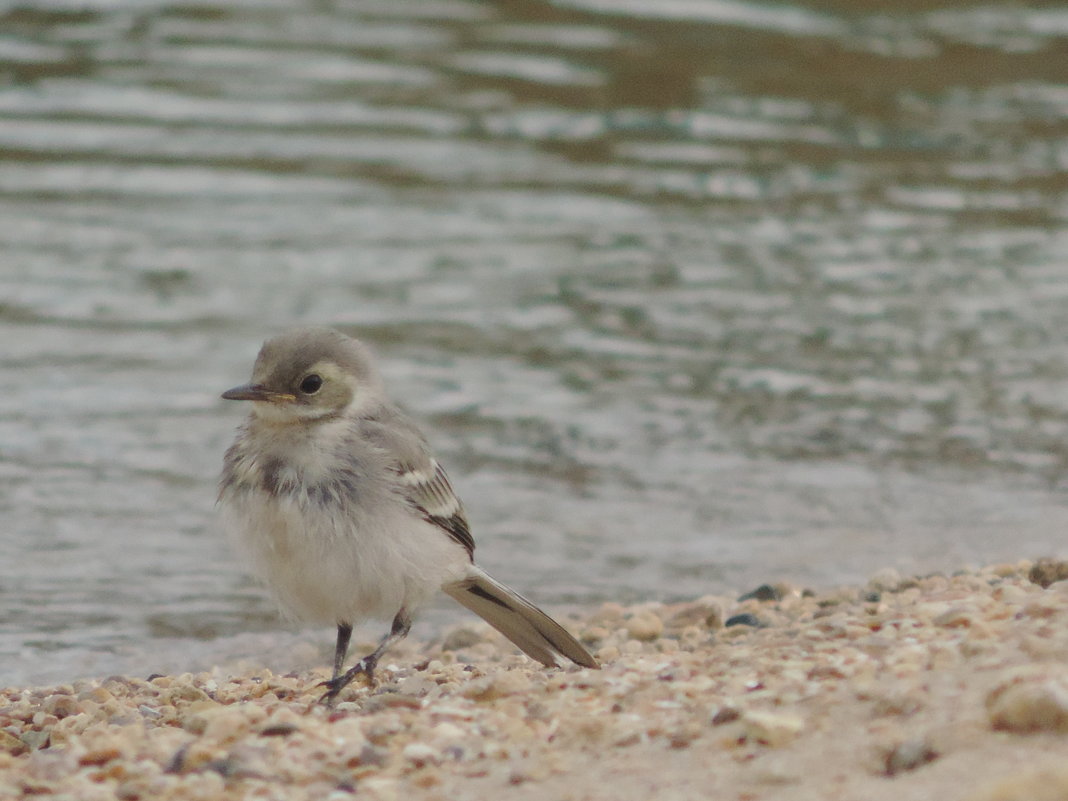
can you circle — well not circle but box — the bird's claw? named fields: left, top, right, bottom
left=318, top=658, right=375, bottom=706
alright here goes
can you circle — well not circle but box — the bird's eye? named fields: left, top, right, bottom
left=299, top=374, right=323, bottom=394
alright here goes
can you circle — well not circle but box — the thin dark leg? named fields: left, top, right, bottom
left=333, top=623, right=352, bottom=680
left=319, top=610, right=412, bottom=706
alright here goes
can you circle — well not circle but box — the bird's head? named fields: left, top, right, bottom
left=222, top=327, right=384, bottom=424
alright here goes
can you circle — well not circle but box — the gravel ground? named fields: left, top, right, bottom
left=4, top=559, right=1068, bottom=801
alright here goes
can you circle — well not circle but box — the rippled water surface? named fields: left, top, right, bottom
left=4, top=0, right=1068, bottom=685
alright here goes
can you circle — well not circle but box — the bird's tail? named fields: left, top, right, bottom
left=443, top=570, right=599, bottom=669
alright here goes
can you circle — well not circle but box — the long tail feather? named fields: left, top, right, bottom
left=443, top=571, right=599, bottom=669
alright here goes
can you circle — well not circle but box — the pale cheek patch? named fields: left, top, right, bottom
left=251, top=401, right=299, bottom=424
left=342, top=380, right=377, bottom=418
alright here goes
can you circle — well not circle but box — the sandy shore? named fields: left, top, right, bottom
left=4, top=560, right=1068, bottom=801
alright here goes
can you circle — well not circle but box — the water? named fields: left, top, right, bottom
left=3, top=0, right=1068, bottom=686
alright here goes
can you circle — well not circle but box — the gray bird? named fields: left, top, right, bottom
left=218, top=327, right=598, bottom=703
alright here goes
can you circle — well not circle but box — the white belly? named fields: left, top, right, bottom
left=218, top=420, right=471, bottom=624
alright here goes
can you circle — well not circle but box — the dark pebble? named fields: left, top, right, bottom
left=738, top=584, right=782, bottom=602
left=1029, top=557, right=1068, bottom=589
left=711, top=706, right=741, bottom=725
left=259, top=722, right=300, bottom=737
left=725, top=613, right=763, bottom=628
left=164, top=744, right=189, bottom=774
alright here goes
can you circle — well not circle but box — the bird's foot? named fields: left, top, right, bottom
left=318, top=657, right=376, bottom=706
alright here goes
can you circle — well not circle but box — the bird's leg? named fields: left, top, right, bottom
left=332, top=623, right=353, bottom=680
left=319, top=610, right=412, bottom=706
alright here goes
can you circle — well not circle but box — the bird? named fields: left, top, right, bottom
left=218, top=327, right=599, bottom=704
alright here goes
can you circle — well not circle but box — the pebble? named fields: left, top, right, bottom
left=0, top=730, right=26, bottom=756
left=933, top=606, right=976, bottom=628
left=740, top=710, right=804, bottom=747
left=580, top=625, right=611, bottom=644
left=725, top=613, right=762, bottom=628
left=883, top=737, right=939, bottom=775
left=625, top=611, right=664, bottom=642
left=738, top=584, right=784, bottom=602
left=665, top=599, right=724, bottom=631
left=402, top=743, right=440, bottom=767
left=42, top=695, right=81, bottom=719
left=1028, top=558, right=1068, bottom=589
left=868, top=568, right=902, bottom=592
left=987, top=667, right=1068, bottom=733
left=460, top=670, right=532, bottom=702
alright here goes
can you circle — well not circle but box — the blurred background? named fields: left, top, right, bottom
left=3, top=0, right=1068, bottom=685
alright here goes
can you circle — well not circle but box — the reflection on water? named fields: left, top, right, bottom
left=2, top=0, right=1068, bottom=685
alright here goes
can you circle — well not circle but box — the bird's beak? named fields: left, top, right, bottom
left=221, top=383, right=296, bottom=403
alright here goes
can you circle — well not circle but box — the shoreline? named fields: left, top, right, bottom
left=3, top=560, right=1068, bottom=800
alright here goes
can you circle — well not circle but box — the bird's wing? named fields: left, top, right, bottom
left=360, top=411, right=475, bottom=558
left=395, top=457, right=475, bottom=558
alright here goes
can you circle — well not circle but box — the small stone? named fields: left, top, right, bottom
left=19, top=730, right=50, bottom=751
left=355, top=744, right=389, bottom=768
left=259, top=722, right=299, bottom=737
left=402, top=742, right=440, bottom=767
left=163, top=683, right=211, bottom=704
left=868, top=568, right=902, bottom=592
left=711, top=706, right=742, bottom=726
left=116, top=780, right=146, bottom=801
left=725, top=613, right=762, bottom=628
left=411, top=766, right=443, bottom=788
left=461, top=670, right=531, bottom=701
left=933, top=606, right=975, bottom=628
left=32, top=712, right=58, bottom=729
left=0, top=729, right=27, bottom=756
left=988, top=668, right=1068, bottom=733
left=807, top=665, right=846, bottom=681
left=884, top=738, right=938, bottom=775
left=428, top=722, right=466, bottom=746
left=1019, top=601, right=1060, bottom=620
left=78, top=746, right=122, bottom=766
left=738, top=584, right=783, bottom=602
left=590, top=602, right=626, bottom=624
left=43, top=695, right=82, bottom=719
left=581, top=626, right=611, bottom=645
left=741, top=711, right=804, bottom=746
left=179, top=701, right=223, bottom=735
left=596, top=645, right=621, bottom=662
left=992, top=584, right=1030, bottom=603
left=355, top=777, right=402, bottom=801
left=80, top=686, right=116, bottom=704
left=666, top=600, right=724, bottom=631
left=869, top=688, right=925, bottom=718
left=668, top=721, right=703, bottom=748
left=509, top=763, right=551, bottom=784
left=625, top=611, right=664, bottom=642
left=989, top=562, right=1021, bottom=578
left=1029, top=558, right=1068, bottom=588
